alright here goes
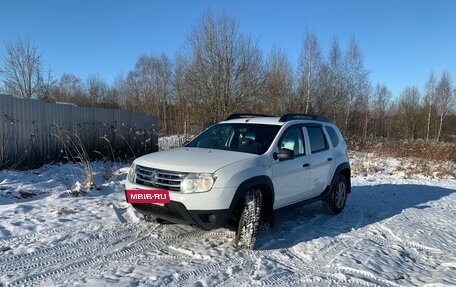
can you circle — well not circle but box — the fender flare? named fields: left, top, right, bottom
left=330, top=162, right=351, bottom=194
left=229, top=176, right=275, bottom=223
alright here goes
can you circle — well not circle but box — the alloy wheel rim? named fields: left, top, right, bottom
left=335, top=181, right=346, bottom=208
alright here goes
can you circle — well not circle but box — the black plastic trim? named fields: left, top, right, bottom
left=131, top=201, right=230, bottom=230
left=225, top=113, right=275, bottom=121
left=275, top=185, right=331, bottom=213
left=229, top=175, right=275, bottom=225
left=333, top=162, right=351, bottom=193
left=279, top=113, right=329, bottom=122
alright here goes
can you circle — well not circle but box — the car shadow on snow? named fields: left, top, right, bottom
left=255, top=183, right=456, bottom=250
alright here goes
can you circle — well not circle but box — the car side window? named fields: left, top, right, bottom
left=307, top=126, right=328, bottom=153
left=325, top=126, right=340, bottom=147
left=278, top=125, right=305, bottom=156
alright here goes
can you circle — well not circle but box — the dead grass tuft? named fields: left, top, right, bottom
left=348, top=138, right=456, bottom=162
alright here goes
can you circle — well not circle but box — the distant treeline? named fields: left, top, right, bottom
left=1, top=12, right=455, bottom=141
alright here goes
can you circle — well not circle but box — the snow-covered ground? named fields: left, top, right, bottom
left=0, top=153, right=455, bottom=287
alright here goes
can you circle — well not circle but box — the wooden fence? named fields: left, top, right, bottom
left=0, top=94, right=158, bottom=169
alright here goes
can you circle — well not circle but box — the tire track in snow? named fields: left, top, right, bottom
left=374, top=223, right=443, bottom=254
left=3, top=213, right=434, bottom=287
left=3, top=224, right=236, bottom=287
left=249, top=218, right=367, bottom=286
left=4, top=225, right=175, bottom=287
left=288, top=223, right=408, bottom=287
left=333, top=266, right=405, bottom=287
left=210, top=259, right=256, bottom=287
left=0, top=223, right=138, bottom=268
left=261, top=248, right=397, bottom=287
left=0, top=225, right=96, bottom=247
left=1, top=223, right=150, bottom=286
left=6, top=240, right=160, bottom=287
left=260, top=249, right=349, bottom=286
left=156, top=228, right=234, bottom=242
left=287, top=220, right=436, bottom=287
left=151, top=256, right=243, bottom=287
left=254, top=221, right=411, bottom=287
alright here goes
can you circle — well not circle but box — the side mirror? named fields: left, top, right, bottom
left=273, top=148, right=295, bottom=161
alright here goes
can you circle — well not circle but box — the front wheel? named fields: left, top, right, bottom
left=322, top=174, right=348, bottom=214
left=234, top=188, right=262, bottom=250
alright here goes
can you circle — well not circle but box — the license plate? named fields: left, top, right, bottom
left=125, top=189, right=170, bottom=204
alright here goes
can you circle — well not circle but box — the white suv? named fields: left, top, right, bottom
left=125, top=114, right=351, bottom=249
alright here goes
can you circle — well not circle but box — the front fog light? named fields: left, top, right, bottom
left=181, top=173, right=215, bottom=193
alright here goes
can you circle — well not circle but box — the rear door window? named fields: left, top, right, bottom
left=306, top=126, right=328, bottom=153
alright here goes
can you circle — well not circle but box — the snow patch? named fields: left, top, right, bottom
left=0, top=154, right=455, bottom=286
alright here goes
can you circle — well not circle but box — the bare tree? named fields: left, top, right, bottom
left=47, top=73, right=86, bottom=105
left=0, top=37, right=45, bottom=98
left=424, top=71, right=437, bottom=141
left=355, top=84, right=372, bottom=139
left=102, top=87, right=121, bottom=109
left=397, top=86, right=422, bottom=139
left=36, top=67, right=55, bottom=102
left=122, top=53, right=173, bottom=133
left=344, top=36, right=369, bottom=134
left=435, top=71, right=454, bottom=141
left=297, top=29, right=322, bottom=113
left=113, top=74, right=128, bottom=108
left=172, top=54, right=190, bottom=134
left=182, top=11, right=264, bottom=122
left=156, top=55, right=174, bottom=133
left=85, top=75, right=108, bottom=107
left=372, top=84, right=392, bottom=137
left=323, top=38, right=346, bottom=125
left=264, top=46, right=294, bottom=114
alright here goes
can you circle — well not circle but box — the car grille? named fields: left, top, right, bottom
left=135, top=165, right=187, bottom=191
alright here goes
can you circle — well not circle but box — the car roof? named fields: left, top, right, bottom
left=220, top=115, right=333, bottom=126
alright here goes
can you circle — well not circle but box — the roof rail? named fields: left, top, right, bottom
left=279, top=113, right=329, bottom=122
left=224, top=113, right=275, bottom=121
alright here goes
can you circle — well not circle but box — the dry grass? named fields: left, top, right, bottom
left=348, top=138, right=456, bottom=162
left=53, top=129, right=95, bottom=193
left=348, top=138, right=456, bottom=179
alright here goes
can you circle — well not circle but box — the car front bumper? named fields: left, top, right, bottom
left=129, top=198, right=230, bottom=230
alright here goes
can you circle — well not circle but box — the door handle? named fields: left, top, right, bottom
left=327, top=158, right=333, bottom=161
left=303, top=163, right=310, bottom=168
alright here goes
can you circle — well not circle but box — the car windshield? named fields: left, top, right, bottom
left=186, top=123, right=281, bottom=155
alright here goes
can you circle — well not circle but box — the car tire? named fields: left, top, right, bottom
left=234, top=188, right=262, bottom=250
left=322, top=174, right=348, bottom=214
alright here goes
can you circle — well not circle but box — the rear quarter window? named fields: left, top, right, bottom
left=325, top=126, right=340, bottom=147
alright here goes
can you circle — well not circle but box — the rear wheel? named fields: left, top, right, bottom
left=322, top=174, right=347, bottom=214
left=234, top=188, right=262, bottom=250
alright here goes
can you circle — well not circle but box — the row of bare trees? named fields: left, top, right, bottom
left=1, top=12, right=455, bottom=141
left=397, top=71, right=455, bottom=141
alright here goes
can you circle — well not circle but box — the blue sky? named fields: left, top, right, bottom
left=1, top=0, right=455, bottom=98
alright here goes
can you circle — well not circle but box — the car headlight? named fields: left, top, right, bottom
left=180, top=173, right=216, bottom=193
left=127, top=162, right=136, bottom=182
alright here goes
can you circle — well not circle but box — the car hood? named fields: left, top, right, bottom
left=134, top=147, right=258, bottom=173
